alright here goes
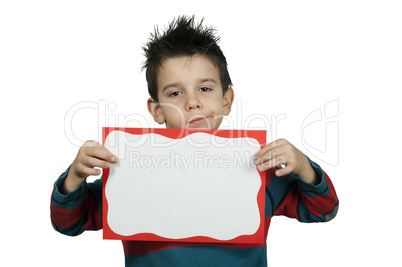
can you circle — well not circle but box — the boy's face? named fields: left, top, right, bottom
left=147, top=54, right=234, bottom=129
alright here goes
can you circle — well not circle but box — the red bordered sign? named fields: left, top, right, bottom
left=102, top=127, right=266, bottom=244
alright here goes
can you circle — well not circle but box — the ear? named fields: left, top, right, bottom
left=147, top=98, right=166, bottom=124
left=222, top=88, right=235, bottom=116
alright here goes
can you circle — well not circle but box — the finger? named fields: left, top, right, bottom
left=257, top=147, right=287, bottom=166
left=253, top=139, right=285, bottom=163
left=84, top=167, right=102, bottom=176
left=257, top=155, right=286, bottom=172
left=75, top=163, right=101, bottom=177
left=84, top=145, right=118, bottom=163
left=84, top=156, right=111, bottom=169
left=80, top=140, right=118, bottom=162
left=275, top=163, right=295, bottom=177
left=82, top=140, right=101, bottom=148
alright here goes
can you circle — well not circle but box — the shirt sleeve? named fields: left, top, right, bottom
left=266, top=158, right=339, bottom=223
left=50, top=166, right=103, bottom=236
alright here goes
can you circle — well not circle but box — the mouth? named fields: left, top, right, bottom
left=187, top=116, right=208, bottom=125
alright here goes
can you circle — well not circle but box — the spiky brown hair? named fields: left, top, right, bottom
left=142, top=15, right=233, bottom=102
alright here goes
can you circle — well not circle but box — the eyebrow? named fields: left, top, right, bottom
left=162, top=78, right=218, bottom=92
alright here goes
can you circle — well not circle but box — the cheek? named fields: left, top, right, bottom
left=162, top=106, right=186, bottom=122
left=208, top=98, right=225, bottom=114
left=162, top=103, right=183, bottom=115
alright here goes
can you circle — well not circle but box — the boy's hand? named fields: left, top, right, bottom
left=61, top=141, right=118, bottom=194
left=253, top=139, right=319, bottom=185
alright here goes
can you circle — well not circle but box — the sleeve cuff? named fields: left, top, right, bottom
left=297, top=158, right=329, bottom=195
left=52, top=166, right=88, bottom=205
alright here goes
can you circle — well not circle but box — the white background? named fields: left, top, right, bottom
left=1, top=1, right=401, bottom=266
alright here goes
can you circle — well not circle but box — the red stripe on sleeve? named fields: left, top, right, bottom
left=300, top=172, right=339, bottom=217
left=273, top=171, right=338, bottom=220
left=50, top=190, right=102, bottom=230
left=50, top=201, right=87, bottom=229
left=273, top=187, right=301, bottom=220
left=83, top=192, right=103, bottom=231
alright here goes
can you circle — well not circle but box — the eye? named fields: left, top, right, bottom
left=199, top=87, right=211, bottom=92
left=169, top=91, right=182, bottom=97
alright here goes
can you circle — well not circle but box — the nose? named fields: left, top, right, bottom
left=185, top=93, right=203, bottom=111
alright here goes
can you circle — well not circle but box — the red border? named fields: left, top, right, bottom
left=102, top=127, right=266, bottom=244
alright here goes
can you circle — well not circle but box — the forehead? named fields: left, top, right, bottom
left=157, top=55, right=221, bottom=87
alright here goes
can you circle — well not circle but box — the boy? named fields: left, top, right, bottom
left=51, top=16, right=338, bottom=266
